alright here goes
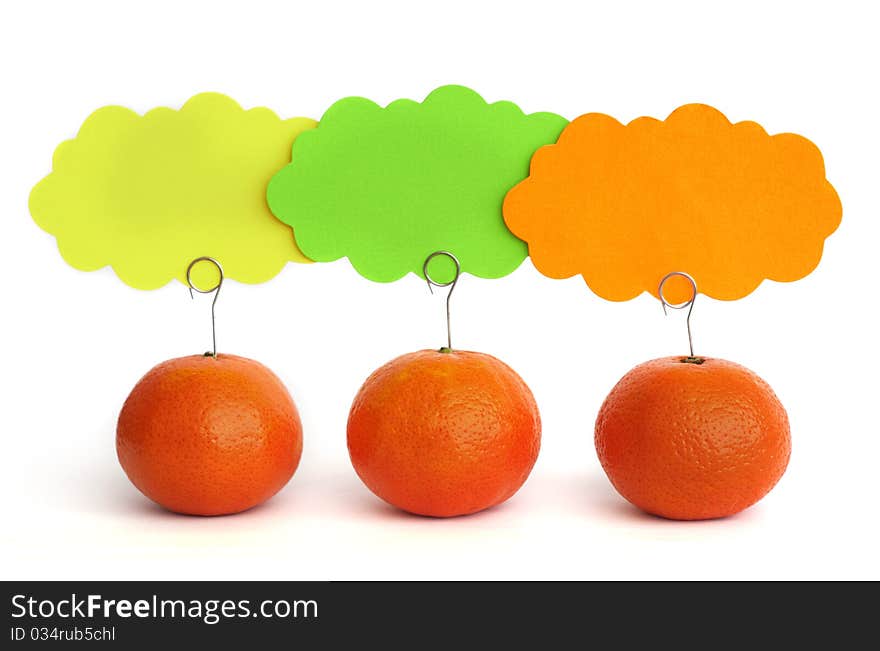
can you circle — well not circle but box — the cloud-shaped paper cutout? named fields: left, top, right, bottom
left=30, top=92, right=316, bottom=290
left=503, top=104, right=842, bottom=302
left=266, top=85, right=568, bottom=283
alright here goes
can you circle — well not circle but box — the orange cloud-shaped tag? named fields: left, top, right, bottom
left=503, top=104, right=841, bottom=303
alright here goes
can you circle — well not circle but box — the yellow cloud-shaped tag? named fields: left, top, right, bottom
left=504, top=104, right=842, bottom=303
left=30, top=92, right=316, bottom=290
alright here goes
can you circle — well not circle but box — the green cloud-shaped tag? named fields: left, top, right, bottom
left=267, top=85, right=567, bottom=283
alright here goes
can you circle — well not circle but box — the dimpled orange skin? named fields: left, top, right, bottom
left=117, top=354, right=303, bottom=516
left=595, top=356, right=790, bottom=521
left=347, top=350, right=541, bottom=518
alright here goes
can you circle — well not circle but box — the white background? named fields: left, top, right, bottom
left=1, top=0, right=878, bottom=580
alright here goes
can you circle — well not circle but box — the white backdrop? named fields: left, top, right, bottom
left=1, top=0, right=877, bottom=580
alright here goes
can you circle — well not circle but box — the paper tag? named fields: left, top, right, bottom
left=503, top=104, right=841, bottom=302
left=29, top=92, right=316, bottom=290
left=267, top=85, right=568, bottom=284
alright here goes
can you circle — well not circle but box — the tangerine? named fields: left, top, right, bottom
left=347, top=349, right=541, bottom=517
left=117, top=354, right=303, bottom=516
left=595, top=356, right=790, bottom=520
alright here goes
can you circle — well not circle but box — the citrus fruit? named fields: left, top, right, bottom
left=594, top=356, right=790, bottom=520
left=117, top=354, right=303, bottom=516
left=347, top=349, right=541, bottom=517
